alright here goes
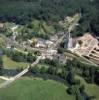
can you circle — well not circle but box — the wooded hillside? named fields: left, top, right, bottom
left=0, top=0, right=99, bottom=36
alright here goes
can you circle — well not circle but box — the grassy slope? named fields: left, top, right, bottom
left=75, top=75, right=99, bottom=99
left=0, top=77, right=75, bottom=100
left=2, top=55, right=29, bottom=69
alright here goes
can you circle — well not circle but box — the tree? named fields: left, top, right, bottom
left=40, top=66, right=47, bottom=74
left=60, top=68, right=67, bottom=79
left=0, top=57, right=3, bottom=75
left=79, top=85, right=85, bottom=93
left=67, top=69, right=75, bottom=84
left=76, top=92, right=84, bottom=100
left=58, top=47, right=65, bottom=54
left=90, top=67, right=95, bottom=83
left=31, top=67, right=40, bottom=74
left=82, top=67, right=89, bottom=76
left=78, top=40, right=83, bottom=46
left=27, top=53, right=36, bottom=63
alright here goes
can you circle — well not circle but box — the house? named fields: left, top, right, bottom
left=0, top=23, right=4, bottom=28
left=29, top=37, right=54, bottom=48
left=45, top=40, right=54, bottom=48
left=53, top=54, right=66, bottom=64
left=35, top=38, right=46, bottom=48
left=50, top=35, right=58, bottom=42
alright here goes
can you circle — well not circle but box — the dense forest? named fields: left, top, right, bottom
left=0, top=0, right=99, bottom=36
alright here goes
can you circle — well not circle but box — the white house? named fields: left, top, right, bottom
left=45, top=40, right=54, bottom=48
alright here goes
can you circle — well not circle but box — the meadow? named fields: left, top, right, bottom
left=0, top=77, right=74, bottom=100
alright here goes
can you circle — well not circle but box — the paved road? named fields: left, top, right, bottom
left=0, top=56, right=43, bottom=88
left=13, top=55, right=42, bottom=80
left=0, top=79, right=14, bottom=88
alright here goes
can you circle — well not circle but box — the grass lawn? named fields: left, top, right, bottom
left=0, top=79, right=5, bottom=84
left=2, top=55, right=29, bottom=69
left=75, top=75, right=99, bottom=99
left=0, top=77, right=75, bottom=100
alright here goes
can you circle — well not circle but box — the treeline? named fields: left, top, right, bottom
left=29, top=58, right=99, bottom=99
left=0, top=57, right=3, bottom=75
left=0, top=0, right=99, bottom=36
left=2, top=48, right=37, bottom=63
left=30, top=58, right=99, bottom=85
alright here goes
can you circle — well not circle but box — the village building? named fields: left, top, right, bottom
left=53, top=54, right=66, bottom=64
left=29, top=38, right=54, bottom=48
left=0, top=23, right=4, bottom=28
left=45, top=40, right=53, bottom=48
left=35, top=38, right=46, bottom=48
left=50, top=35, right=58, bottom=42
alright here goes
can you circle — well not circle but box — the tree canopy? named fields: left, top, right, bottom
left=0, top=0, right=99, bottom=36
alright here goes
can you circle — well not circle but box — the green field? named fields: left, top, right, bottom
left=0, top=77, right=74, bottom=100
left=75, top=75, right=99, bottom=99
left=2, top=55, right=29, bottom=69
